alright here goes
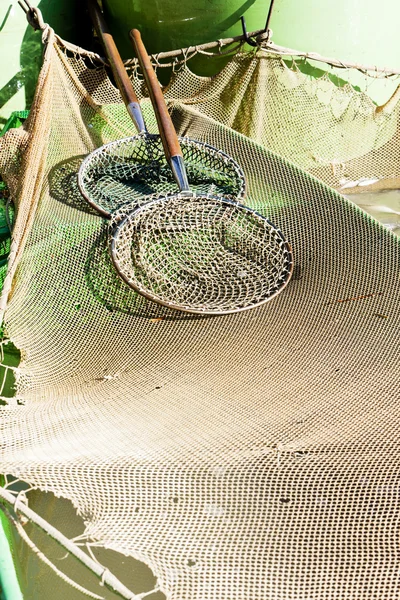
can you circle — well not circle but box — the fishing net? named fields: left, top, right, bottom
left=78, top=135, right=246, bottom=217
left=0, top=17, right=399, bottom=600
left=110, top=194, right=292, bottom=314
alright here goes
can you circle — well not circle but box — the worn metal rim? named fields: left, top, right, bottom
left=110, top=194, right=293, bottom=315
left=78, top=134, right=246, bottom=218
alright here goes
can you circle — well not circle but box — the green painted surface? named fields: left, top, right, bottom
left=101, top=0, right=271, bottom=79
left=0, top=476, right=23, bottom=600
left=0, top=0, right=90, bottom=124
left=102, top=0, right=266, bottom=65
left=269, top=0, right=400, bottom=105
left=269, top=0, right=398, bottom=69
left=103, top=0, right=400, bottom=101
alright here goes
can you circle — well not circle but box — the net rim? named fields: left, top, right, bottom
left=77, top=134, right=247, bottom=219
left=109, top=193, right=294, bottom=315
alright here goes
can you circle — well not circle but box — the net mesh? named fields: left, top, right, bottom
left=110, top=194, right=292, bottom=314
left=78, top=135, right=246, bottom=217
left=0, top=26, right=399, bottom=600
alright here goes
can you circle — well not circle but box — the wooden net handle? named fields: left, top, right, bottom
left=87, top=0, right=145, bottom=132
left=130, top=28, right=182, bottom=162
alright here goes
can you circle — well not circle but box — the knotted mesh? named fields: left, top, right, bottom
left=110, top=194, right=292, bottom=314
left=0, top=25, right=399, bottom=600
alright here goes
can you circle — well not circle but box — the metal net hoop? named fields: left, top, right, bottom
left=78, top=134, right=246, bottom=218
left=110, top=194, right=293, bottom=314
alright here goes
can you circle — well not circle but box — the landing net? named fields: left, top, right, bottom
left=0, top=19, right=399, bottom=600
left=78, top=135, right=246, bottom=217
left=110, top=194, right=292, bottom=314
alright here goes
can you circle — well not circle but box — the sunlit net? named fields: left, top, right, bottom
left=110, top=194, right=293, bottom=313
left=0, top=21, right=399, bottom=600
left=78, top=135, right=246, bottom=217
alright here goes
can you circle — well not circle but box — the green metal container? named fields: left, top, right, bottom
left=102, top=0, right=263, bottom=58
left=103, top=0, right=399, bottom=102
left=102, top=0, right=268, bottom=76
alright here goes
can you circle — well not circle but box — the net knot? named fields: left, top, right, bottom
left=41, top=24, right=52, bottom=44
left=180, top=46, right=192, bottom=67
left=256, top=28, right=273, bottom=45
left=100, top=567, right=110, bottom=586
left=172, top=56, right=180, bottom=74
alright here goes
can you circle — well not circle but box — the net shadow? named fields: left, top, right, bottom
left=48, top=155, right=104, bottom=217
left=85, top=226, right=210, bottom=322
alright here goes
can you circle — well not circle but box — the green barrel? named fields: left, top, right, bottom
left=102, top=0, right=266, bottom=58
left=103, top=0, right=399, bottom=101
left=102, top=0, right=268, bottom=75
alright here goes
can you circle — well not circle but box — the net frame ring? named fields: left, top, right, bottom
left=109, top=193, right=294, bottom=315
left=77, top=134, right=247, bottom=219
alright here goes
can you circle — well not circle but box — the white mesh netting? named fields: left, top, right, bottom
left=0, top=25, right=399, bottom=600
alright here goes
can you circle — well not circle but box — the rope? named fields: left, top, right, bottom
left=0, top=486, right=156, bottom=600
left=18, top=3, right=400, bottom=78
left=0, top=502, right=105, bottom=600
left=259, top=41, right=400, bottom=78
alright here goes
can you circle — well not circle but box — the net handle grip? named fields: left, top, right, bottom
left=130, top=28, right=182, bottom=162
left=86, top=0, right=146, bottom=133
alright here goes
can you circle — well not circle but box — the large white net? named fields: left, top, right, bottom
left=0, top=22, right=399, bottom=600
